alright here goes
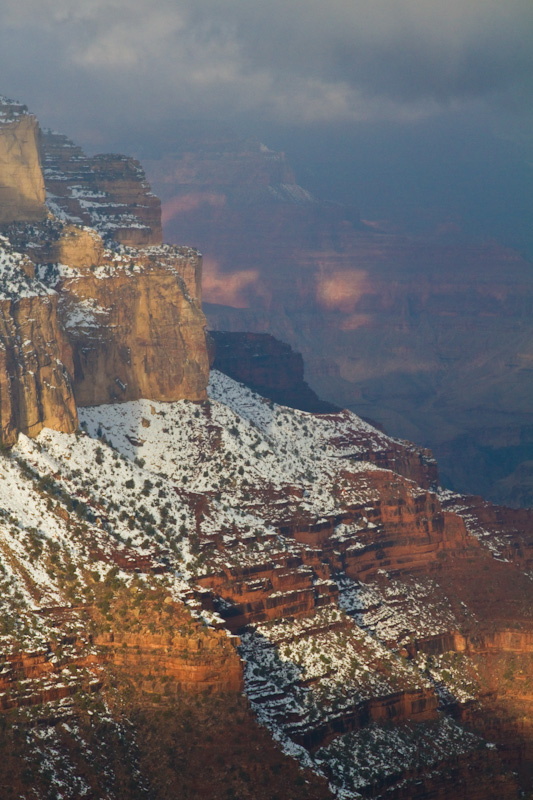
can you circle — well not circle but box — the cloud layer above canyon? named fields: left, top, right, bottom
left=1, top=0, right=532, bottom=144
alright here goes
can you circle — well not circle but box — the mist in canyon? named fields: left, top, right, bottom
left=1, top=0, right=532, bottom=504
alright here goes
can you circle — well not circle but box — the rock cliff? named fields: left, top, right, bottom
left=0, top=234, right=78, bottom=444
left=52, top=241, right=208, bottom=406
left=2, top=96, right=533, bottom=800
left=0, top=99, right=209, bottom=443
left=41, top=129, right=162, bottom=246
left=0, top=96, right=45, bottom=224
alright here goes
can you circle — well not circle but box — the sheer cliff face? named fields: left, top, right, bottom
left=0, top=98, right=45, bottom=224
left=0, top=100, right=77, bottom=446
left=0, top=291, right=78, bottom=444
left=56, top=245, right=208, bottom=406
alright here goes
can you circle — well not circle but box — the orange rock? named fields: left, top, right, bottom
left=0, top=102, right=45, bottom=224
left=0, top=293, right=78, bottom=444
left=58, top=256, right=209, bottom=406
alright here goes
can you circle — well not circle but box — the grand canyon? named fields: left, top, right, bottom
left=0, top=93, right=532, bottom=800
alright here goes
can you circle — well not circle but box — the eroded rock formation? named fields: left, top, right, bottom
left=41, top=130, right=162, bottom=246
left=0, top=292, right=78, bottom=444
left=0, top=234, right=78, bottom=444
left=55, top=245, right=208, bottom=406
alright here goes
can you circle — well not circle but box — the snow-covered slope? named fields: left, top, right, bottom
left=0, top=371, right=530, bottom=798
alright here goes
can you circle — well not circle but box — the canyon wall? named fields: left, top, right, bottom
left=41, top=129, right=162, bottom=246
left=0, top=99, right=210, bottom=442
left=57, top=245, right=209, bottom=406
left=210, top=330, right=340, bottom=413
left=0, top=97, right=45, bottom=224
left=0, top=291, right=78, bottom=444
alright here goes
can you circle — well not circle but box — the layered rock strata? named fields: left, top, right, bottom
left=0, top=224, right=208, bottom=439
left=54, top=242, right=208, bottom=406
left=0, top=235, right=78, bottom=444
left=0, top=99, right=210, bottom=442
left=41, top=130, right=162, bottom=246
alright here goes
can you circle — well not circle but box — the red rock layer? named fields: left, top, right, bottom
left=441, top=492, right=533, bottom=570
left=95, top=627, right=243, bottom=694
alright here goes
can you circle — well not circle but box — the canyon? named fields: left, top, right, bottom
left=0, top=94, right=532, bottom=799
left=144, top=130, right=533, bottom=507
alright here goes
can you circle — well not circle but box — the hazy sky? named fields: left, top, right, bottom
left=1, top=0, right=532, bottom=249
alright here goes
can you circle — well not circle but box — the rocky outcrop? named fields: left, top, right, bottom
left=0, top=99, right=210, bottom=439
left=107, top=631, right=243, bottom=693
left=0, top=220, right=208, bottom=442
left=196, top=470, right=476, bottom=635
left=0, top=234, right=78, bottom=444
left=94, top=616, right=243, bottom=695
left=287, top=481, right=475, bottom=582
left=197, top=555, right=323, bottom=631
left=41, top=129, right=162, bottom=246
left=0, top=293, right=78, bottom=444
left=0, top=97, right=45, bottom=224
left=441, top=492, right=533, bottom=570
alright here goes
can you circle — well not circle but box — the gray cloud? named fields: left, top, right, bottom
left=0, top=0, right=531, bottom=147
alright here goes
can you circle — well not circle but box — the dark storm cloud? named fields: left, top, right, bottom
left=0, top=0, right=532, bottom=145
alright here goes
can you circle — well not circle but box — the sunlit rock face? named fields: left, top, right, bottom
left=0, top=97, right=46, bottom=224
left=55, top=245, right=209, bottom=407
left=147, top=130, right=533, bottom=506
left=0, top=289, right=78, bottom=445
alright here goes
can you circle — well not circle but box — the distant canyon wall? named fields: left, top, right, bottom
left=145, top=132, right=533, bottom=506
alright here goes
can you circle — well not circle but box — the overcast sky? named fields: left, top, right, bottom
left=1, top=0, right=532, bottom=250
